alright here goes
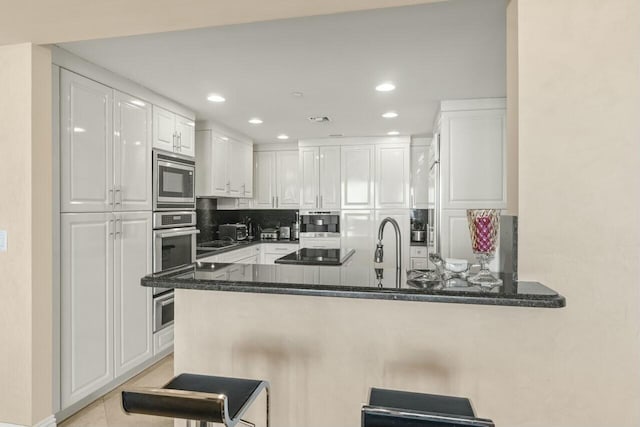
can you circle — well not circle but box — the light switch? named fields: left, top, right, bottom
left=0, top=230, right=6, bottom=252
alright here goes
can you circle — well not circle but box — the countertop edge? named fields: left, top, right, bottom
left=142, top=277, right=566, bottom=308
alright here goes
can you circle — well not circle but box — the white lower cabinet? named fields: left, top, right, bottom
left=261, top=243, right=299, bottom=264
left=340, top=210, right=374, bottom=266
left=153, top=325, right=174, bottom=355
left=299, top=236, right=341, bottom=249
left=61, top=211, right=152, bottom=408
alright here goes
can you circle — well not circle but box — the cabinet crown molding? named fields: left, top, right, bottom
left=299, top=136, right=410, bottom=147
left=439, top=97, right=507, bottom=112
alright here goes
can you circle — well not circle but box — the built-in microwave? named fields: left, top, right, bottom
left=153, top=291, right=174, bottom=333
left=153, top=150, right=196, bottom=211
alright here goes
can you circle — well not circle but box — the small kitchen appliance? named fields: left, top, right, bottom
left=279, top=226, right=291, bottom=240
left=218, top=224, right=248, bottom=241
left=260, top=228, right=279, bottom=240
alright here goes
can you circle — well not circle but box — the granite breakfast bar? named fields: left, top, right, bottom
left=142, top=255, right=565, bottom=426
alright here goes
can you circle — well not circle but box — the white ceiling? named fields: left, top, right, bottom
left=60, top=0, right=506, bottom=144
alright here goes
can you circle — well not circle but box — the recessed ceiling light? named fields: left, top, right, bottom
left=277, top=134, right=289, bottom=140
left=207, top=94, right=226, bottom=103
left=131, top=99, right=146, bottom=107
left=387, top=131, right=400, bottom=136
left=221, top=136, right=229, bottom=141
left=382, top=111, right=398, bottom=118
left=248, top=118, right=263, bottom=124
left=73, top=127, right=86, bottom=133
left=376, top=82, right=396, bottom=92
left=291, top=91, right=304, bottom=98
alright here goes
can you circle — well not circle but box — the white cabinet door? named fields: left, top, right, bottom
left=319, top=146, right=341, bottom=209
left=299, top=147, right=319, bottom=209
left=276, top=151, right=300, bottom=209
left=113, top=91, right=152, bottom=211
left=340, top=210, right=374, bottom=265
left=228, top=141, right=244, bottom=197
left=152, top=106, right=176, bottom=152
left=253, top=151, right=276, bottom=208
left=211, top=135, right=230, bottom=195
left=175, top=115, right=195, bottom=157
left=411, top=144, right=431, bottom=209
left=440, top=209, right=475, bottom=263
left=374, top=210, right=411, bottom=269
left=61, top=213, right=114, bottom=407
left=440, top=109, right=507, bottom=209
left=375, top=144, right=410, bottom=209
left=195, top=130, right=213, bottom=197
left=241, top=143, right=254, bottom=198
left=60, top=70, right=113, bottom=213
left=341, top=145, right=375, bottom=209
left=114, top=212, right=152, bottom=377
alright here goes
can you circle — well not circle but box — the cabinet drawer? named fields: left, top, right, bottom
left=411, top=257, right=431, bottom=270
left=301, top=238, right=341, bottom=249
left=262, top=243, right=299, bottom=254
left=410, top=246, right=428, bottom=258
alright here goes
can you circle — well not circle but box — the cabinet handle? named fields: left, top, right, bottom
left=272, top=196, right=275, bottom=208
left=108, top=188, right=114, bottom=206
left=315, top=195, right=319, bottom=208
left=172, top=132, right=177, bottom=150
left=115, top=187, right=121, bottom=205
left=115, top=218, right=122, bottom=238
left=276, top=196, right=279, bottom=208
left=109, top=219, right=114, bottom=237
left=178, top=132, right=182, bottom=150
left=320, top=195, right=323, bottom=208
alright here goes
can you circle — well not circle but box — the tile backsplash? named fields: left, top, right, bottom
left=196, top=198, right=298, bottom=242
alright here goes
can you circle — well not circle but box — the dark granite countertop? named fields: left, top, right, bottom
left=142, top=260, right=566, bottom=308
left=274, top=248, right=355, bottom=266
left=197, top=239, right=299, bottom=259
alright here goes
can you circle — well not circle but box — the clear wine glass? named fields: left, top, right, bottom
left=466, top=209, right=502, bottom=287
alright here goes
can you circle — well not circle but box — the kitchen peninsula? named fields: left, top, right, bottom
left=142, top=257, right=563, bottom=427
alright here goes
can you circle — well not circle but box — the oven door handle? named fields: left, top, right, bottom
left=156, top=229, right=200, bottom=238
left=160, top=297, right=174, bottom=307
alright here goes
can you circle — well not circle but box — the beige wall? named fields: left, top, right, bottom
left=0, top=43, right=52, bottom=426
left=505, top=0, right=518, bottom=215
left=517, top=0, right=640, bottom=423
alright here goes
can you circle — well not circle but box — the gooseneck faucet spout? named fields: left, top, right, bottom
left=374, top=217, right=402, bottom=269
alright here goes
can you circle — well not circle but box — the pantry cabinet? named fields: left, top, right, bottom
left=153, top=106, right=195, bottom=156
left=61, top=211, right=152, bottom=408
left=195, top=129, right=253, bottom=198
left=60, top=71, right=153, bottom=213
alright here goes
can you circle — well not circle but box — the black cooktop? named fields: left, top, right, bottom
left=274, top=248, right=355, bottom=266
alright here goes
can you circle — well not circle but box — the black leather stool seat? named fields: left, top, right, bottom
left=363, top=387, right=494, bottom=427
left=122, top=373, right=270, bottom=427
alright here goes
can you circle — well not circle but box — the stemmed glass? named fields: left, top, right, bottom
left=466, top=209, right=502, bottom=287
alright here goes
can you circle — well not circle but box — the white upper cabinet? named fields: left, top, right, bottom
left=341, top=145, right=375, bottom=209
left=375, top=143, right=410, bottom=209
left=153, top=106, right=195, bottom=157
left=299, top=145, right=341, bottom=210
left=276, top=150, right=300, bottom=209
left=299, top=147, right=320, bottom=209
left=113, top=91, right=152, bottom=211
left=113, top=211, right=152, bottom=378
left=195, top=129, right=253, bottom=198
left=60, top=69, right=114, bottom=213
left=152, top=106, right=176, bottom=153
left=175, top=115, right=195, bottom=157
left=439, top=101, right=507, bottom=209
left=253, top=151, right=277, bottom=208
left=410, top=140, right=432, bottom=209
left=61, top=212, right=114, bottom=407
left=319, top=146, right=341, bottom=210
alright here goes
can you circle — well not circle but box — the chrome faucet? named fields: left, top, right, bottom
left=374, top=217, right=402, bottom=269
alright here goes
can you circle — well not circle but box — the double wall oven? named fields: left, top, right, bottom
left=152, top=150, right=197, bottom=334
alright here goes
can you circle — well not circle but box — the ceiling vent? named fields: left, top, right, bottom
left=308, top=116, right=331, bottom=123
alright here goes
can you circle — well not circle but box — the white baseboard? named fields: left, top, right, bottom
left=34, top=415, right=56, bottom=427
left=0, top=415, right=56, bottom=427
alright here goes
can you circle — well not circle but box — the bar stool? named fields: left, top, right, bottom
left=362, top=387, right=494, bottom=427
left=122, top=373, right=270, bottom=427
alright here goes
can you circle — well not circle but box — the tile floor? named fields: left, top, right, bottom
left=59, top=355, right=174, bottom=427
